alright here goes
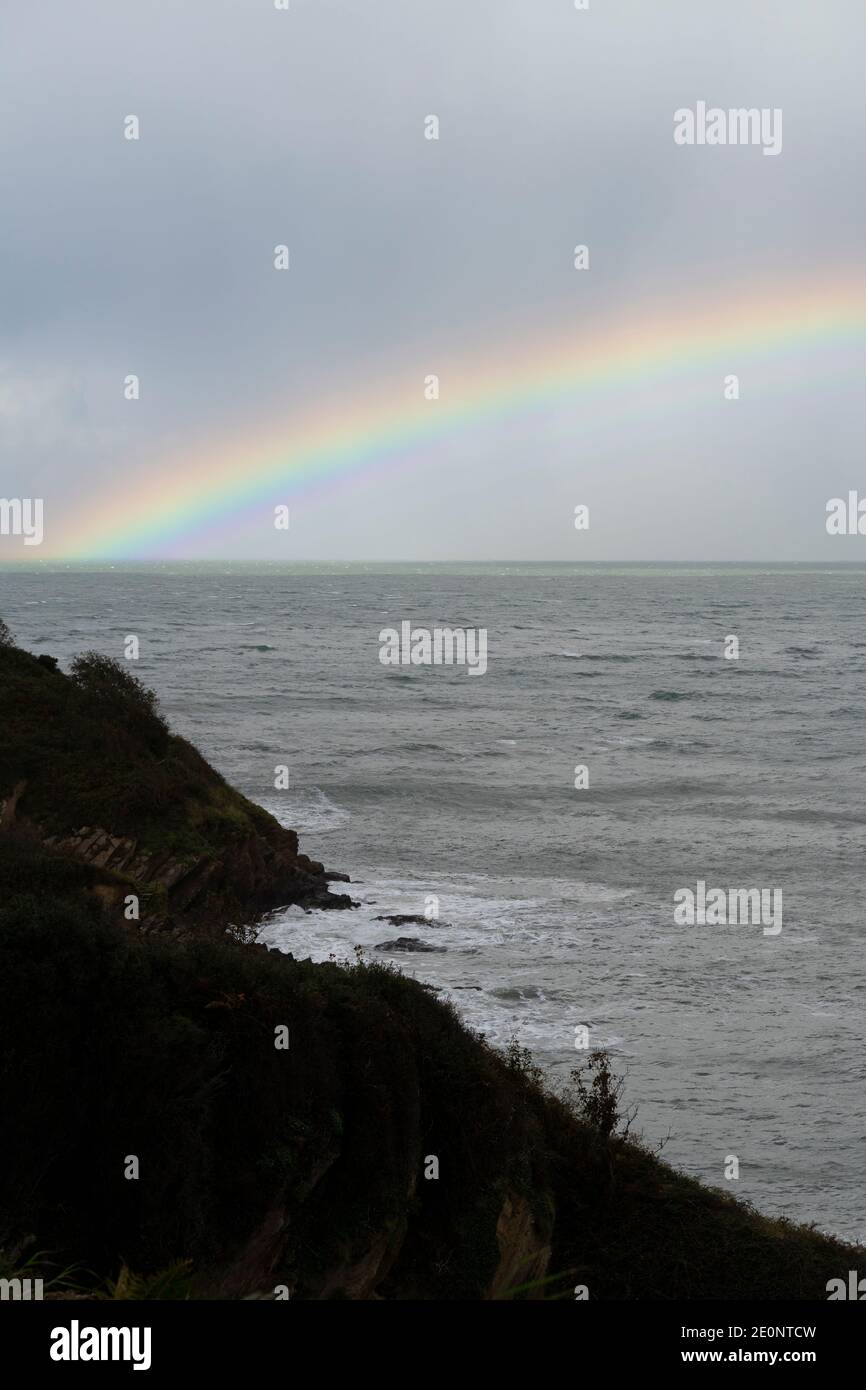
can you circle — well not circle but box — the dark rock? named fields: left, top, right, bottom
left=373, top=913, right=448, bottom=929
left=374, top=937, right=446, bottom=953
left=296, top=887, right=357, bottom=912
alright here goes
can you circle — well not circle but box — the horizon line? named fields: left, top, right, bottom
left=4, top=557, right=866, bottom=568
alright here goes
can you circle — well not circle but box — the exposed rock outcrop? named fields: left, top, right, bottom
left=0, top=639, right=353, bottom=934
left=374, top=936, right=446, bottom=953
left=39, top=821, right=353, bottom=931
left=374, top=912, right=448, bottom=928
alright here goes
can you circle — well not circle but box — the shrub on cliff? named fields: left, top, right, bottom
left=69, top=652, right=169, bottom=750
left=0, top=632, right=280, bottom=859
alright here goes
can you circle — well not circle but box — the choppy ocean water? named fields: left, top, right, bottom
left=3, top=561, right=865, bottom=1242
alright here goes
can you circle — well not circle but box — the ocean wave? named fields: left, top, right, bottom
left=555, top=651, right=638, bottom=662
left=770, top=808, right=866, bottom=826
left=400, top=740, right=460, bottom=755
left=259, top=787, right=351, bottom=834
left=582, top=653, right=639, bottom=662
left=647, top=737, right=712, bottom=750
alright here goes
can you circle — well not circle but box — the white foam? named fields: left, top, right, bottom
left=257, top=787, right=351, bottom=835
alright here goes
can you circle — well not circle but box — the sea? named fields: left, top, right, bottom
left=3, top=561, right=865, bottom=1244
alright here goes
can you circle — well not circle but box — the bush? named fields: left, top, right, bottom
left=69, top=653, right=168, bottom=747
left=0, top=634, right=272, bottom=854
left=568, top=1049, right=632, bottom=1140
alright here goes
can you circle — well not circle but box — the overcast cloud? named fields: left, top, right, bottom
left=1, top=0, right=865, bottom=560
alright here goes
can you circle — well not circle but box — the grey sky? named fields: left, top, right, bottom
left=2, top=0, right=865, bottom=559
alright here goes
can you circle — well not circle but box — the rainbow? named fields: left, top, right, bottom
left=47, top=274, right=866, bottom=558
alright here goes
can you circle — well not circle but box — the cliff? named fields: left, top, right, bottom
left=0, top=635, right=352, bottom=931
left=0, top=624, right=862, bottom=1300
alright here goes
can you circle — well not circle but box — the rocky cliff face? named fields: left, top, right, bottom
left=0, top=639, right=353, bottom=932
left=36, top=820, right=353, bottom=930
